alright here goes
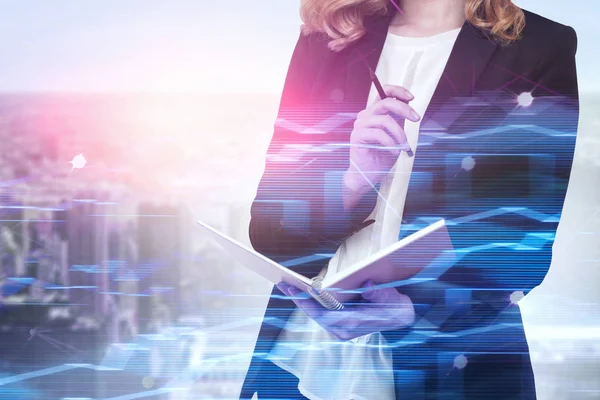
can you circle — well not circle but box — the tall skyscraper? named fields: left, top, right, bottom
left=136, top=201, right=191, bottom=333
left=0, top=190, right=25, bottom=278
left=66, top=190, right=109, bottom=317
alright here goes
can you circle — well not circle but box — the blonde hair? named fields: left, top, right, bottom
left=300, top=0, right=525, bottom=52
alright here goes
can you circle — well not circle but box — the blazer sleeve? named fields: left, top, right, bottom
left=249, top=33, right=379, bottom=264
left=536, top=26, right=579, bottom=100
left=521, top=25, right=579, bottom=290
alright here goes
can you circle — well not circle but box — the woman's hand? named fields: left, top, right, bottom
left=277, top=280, right=415, bottom=341
left=343, top=85, right=420, bottom=209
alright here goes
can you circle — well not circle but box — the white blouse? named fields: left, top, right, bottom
left=267, top=27, right=462, bottom=400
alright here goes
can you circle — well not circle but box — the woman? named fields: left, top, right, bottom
left=241, top=0, right=579, bottom=398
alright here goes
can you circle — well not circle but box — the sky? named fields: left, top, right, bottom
left=0, top=0, right=597, bottom=94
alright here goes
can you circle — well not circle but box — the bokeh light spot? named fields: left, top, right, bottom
left=142, top=376, right=155, bottom=389
left=517, top=92, right=534, bottom=107
left=461, top=156, right=476, bottom=171
left=510, top=290, right=525, bottom=305
left=453, top=354, right=468, bottom=370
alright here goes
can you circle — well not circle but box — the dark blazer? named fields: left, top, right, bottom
left=241, top=8, right=579, bottom=400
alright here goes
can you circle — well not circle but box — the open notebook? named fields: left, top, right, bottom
left=197, top=219, right=455, bottom=310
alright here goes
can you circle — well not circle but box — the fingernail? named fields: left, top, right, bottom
left=405, top=89, right=414, bottom=100
left=406, top=148, right=414, bottom=157
left=409, top=110, right=420, bottom=121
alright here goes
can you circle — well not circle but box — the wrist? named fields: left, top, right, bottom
left=343, top=169, right=370, bottom=195
left=342, top=169, right=371, bottom=211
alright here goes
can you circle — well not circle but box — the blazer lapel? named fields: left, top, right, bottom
left=401, top=22, right=499, bottom=231
left=342, top=12, right=394, bottom=110
left=421, top=21, right=499, bottom=127
left=340, top=14, right=499, bottom=126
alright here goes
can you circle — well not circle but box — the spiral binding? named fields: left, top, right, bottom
left=307, top=277, right=345, bottom=311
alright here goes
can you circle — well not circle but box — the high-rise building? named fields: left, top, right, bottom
left=66, top=190, right=110, bottom=317
left=136, top=201, right=191, bottom=333
left=0, top=190, right=25, bottom=278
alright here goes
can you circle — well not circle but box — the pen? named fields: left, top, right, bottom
left=368, top=67, right=414, bottom=157
left=369, top=67, right=388, bottom=101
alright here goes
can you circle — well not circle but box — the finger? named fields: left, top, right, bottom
left=360, top=279, right=378, bottom=300
left=318, top=309, right=353, bottom=326
left=276, top=282, right=300, bottom=299
left=357, top=115, right=409, bottom=148
left=355, top=279, right=375, bottom=296
left=351, top=128, right=398, bottom=155
left=379, top=84, right=414, bottom=102
left=287, top=287, right=325, bottom=319
left=333, top=317, right=362, bottom=331
left=362, top=288, right=412, bottom=306
left=328, top=314, right=381, bottom=340
left=360, top=283, right=405, bottom=303
left=306, top=312, right=350, bottom=339
left=361, top=287, right=399, bottom=303
left=276, top=282, right=291, bottom=294
left=322, top=313, right=365, bottom=340
left=278, top=282, right=309, bottom=297
left=371, top=97, right=420, bottom=122
left=354, top=302, right=415, bottom=328
left=361, top=279, right=375, bottom=288
left=335, top=315, right=401, bottom=337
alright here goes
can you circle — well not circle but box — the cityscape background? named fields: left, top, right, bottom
left=0, top=1, right=598, bottom=399
left=0, top=93, right=277, bottom=399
